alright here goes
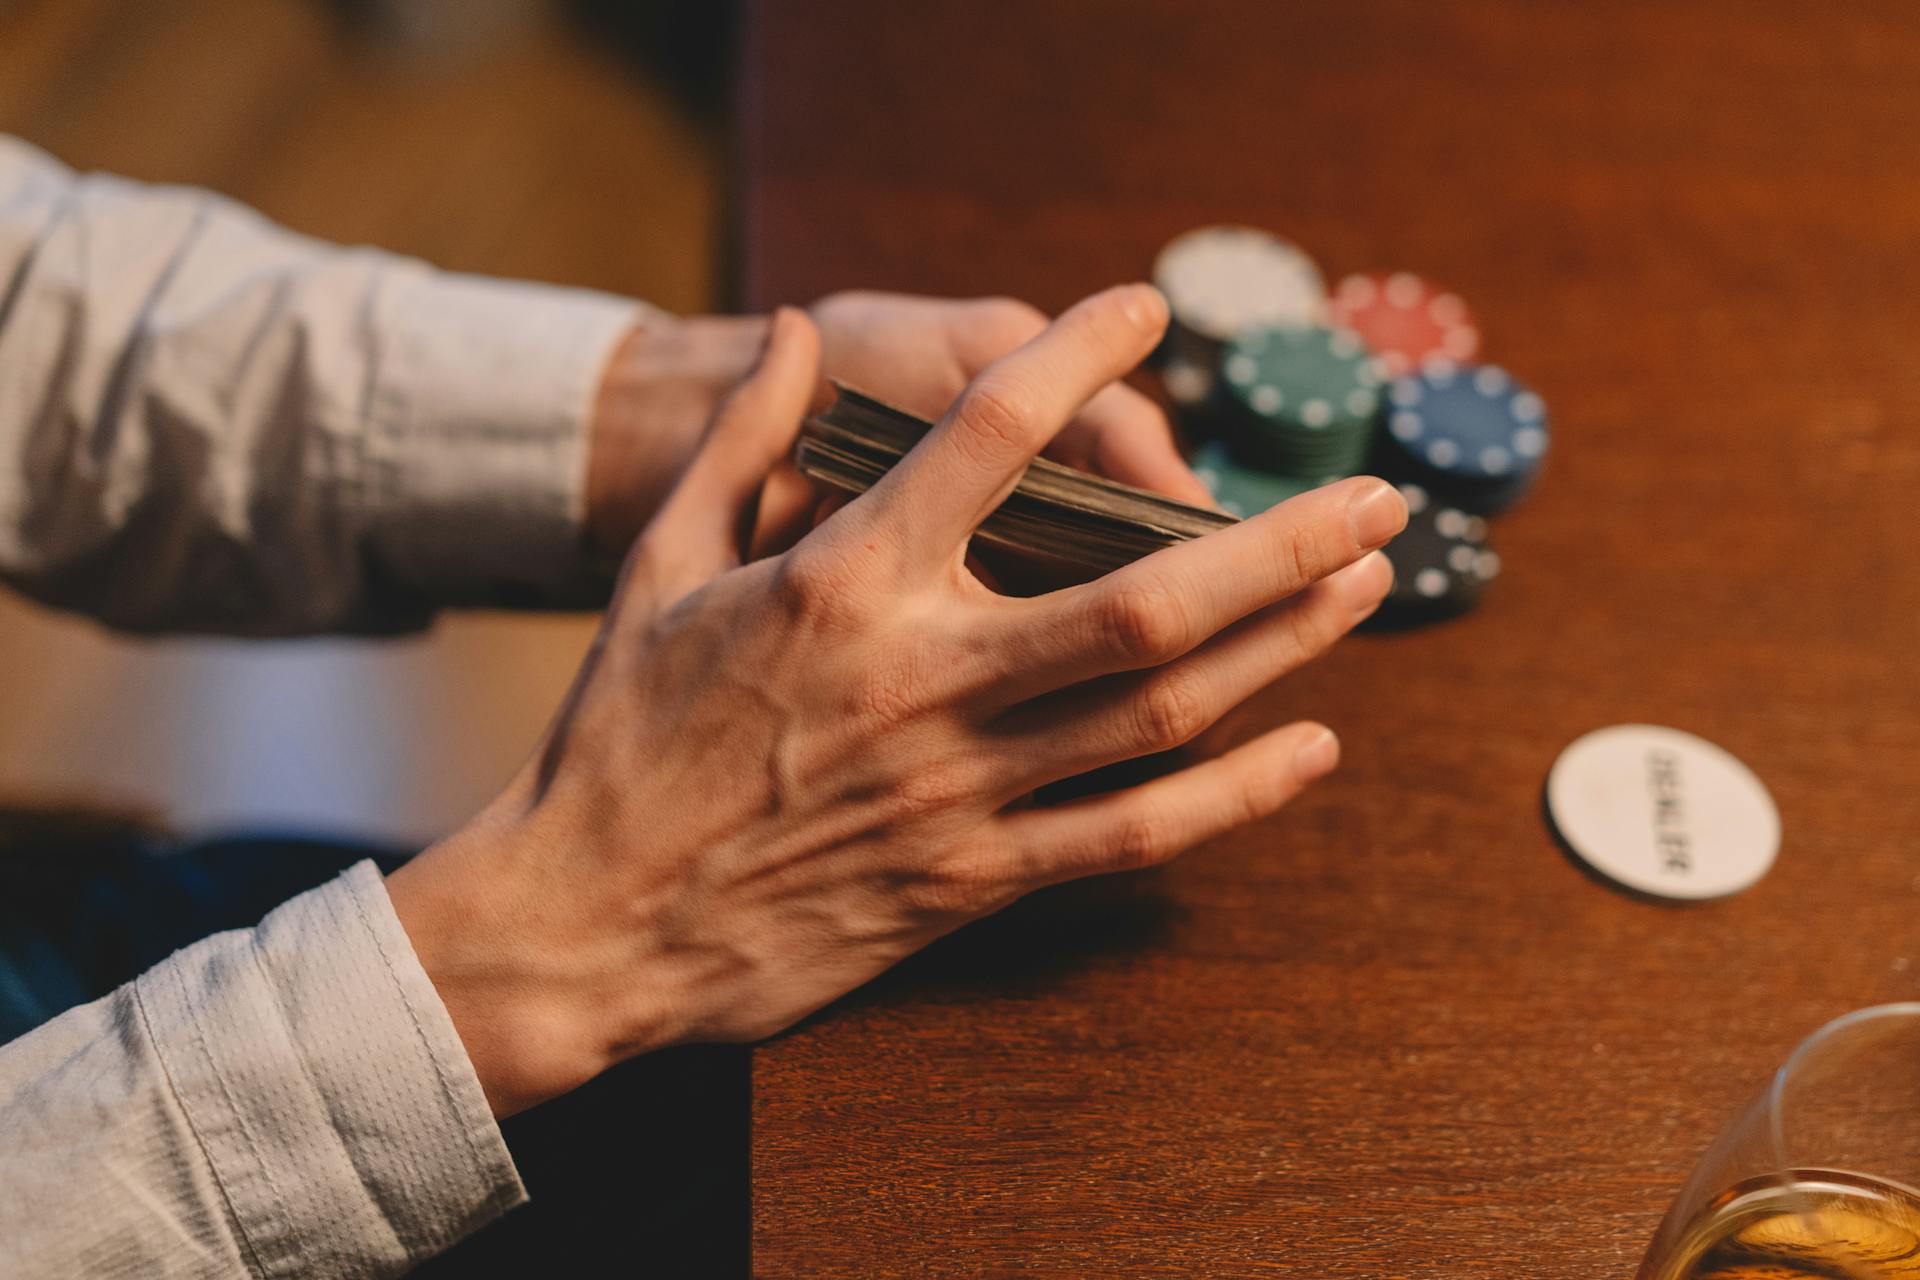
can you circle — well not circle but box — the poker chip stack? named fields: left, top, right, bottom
left=1150, top=226, right=1327, bottom=420
left=1327, top=271, right=1480, bottom=376
left=1152, top=226, right=1327, bottom=353
left=1148, top=224, right=1552, bottom=626
left=1374, top=362, right=1548, bottom=516
left=1219, top=325, right=1382, bottom=477
left=1371, top=483, right=1501, bottom=628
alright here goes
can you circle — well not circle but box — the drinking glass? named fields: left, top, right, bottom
left=1636, top=1002, right=1920, bottom=1279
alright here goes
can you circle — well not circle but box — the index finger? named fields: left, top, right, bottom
left=983, top=475, right=1408, bottom=703
left=843, top=283, right=1169, bottom=578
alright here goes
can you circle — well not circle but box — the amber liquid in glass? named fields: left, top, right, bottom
left=1647, top=1169, right=1920, bottom=1279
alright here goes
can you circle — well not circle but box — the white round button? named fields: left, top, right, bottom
left=1546, top=724, right=1780, bottom=901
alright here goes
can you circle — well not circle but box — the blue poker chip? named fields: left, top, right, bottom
left=1376, top=363, right=1547, bottom=514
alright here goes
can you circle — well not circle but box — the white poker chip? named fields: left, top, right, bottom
left=1546, top=725, right=1780, bottom=901
left=1152, top=226, right=1327, bottom=343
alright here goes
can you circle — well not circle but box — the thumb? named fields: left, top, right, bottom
left=627, top=307, right=822, bottom=603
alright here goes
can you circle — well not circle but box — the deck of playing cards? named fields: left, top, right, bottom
left=795, top=385, right=1237, bottom=586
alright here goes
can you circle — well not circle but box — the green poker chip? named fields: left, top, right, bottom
left=1219, top=324, right=1384, bottom=477
left=1190, top=440, right=1334, bottom=518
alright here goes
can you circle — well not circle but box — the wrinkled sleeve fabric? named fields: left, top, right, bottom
left=0, top=862, right=524, bottom=1278
left=0, top=134, right=644, bottom=634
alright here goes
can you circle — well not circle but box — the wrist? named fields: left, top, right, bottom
left=385, top=811, right=684, bottom=1116
left=586, top=312, right=773, bottom=556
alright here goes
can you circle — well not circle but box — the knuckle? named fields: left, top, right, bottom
left=1131, top=667, right=1210, bottom=751
left=1298, top=587, right=1357, bottom=655
left=1109, top=806, right=1173, bottom=871
left=773, top=548, right=856, bottom=628
left=1065, top=285, right=1164, bottom=367
left=1266, top=518, right=1322, bottom=592
left=903, top=852, right=1003, bottom=919
left=1266, top=596, right=1342, bottom=672
left=1096, top=582, right=1192, bottom=665
left=889, top=760, right=977, bottom=821
left=1237, top=770, right=1288, bottom=822
left=953, top=375, right=1040, bottom=461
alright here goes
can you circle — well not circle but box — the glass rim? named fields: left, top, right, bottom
left=1766, top=1001, right=1920, bottom=1197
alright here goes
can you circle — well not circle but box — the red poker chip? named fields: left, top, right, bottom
left=1327, top=272, right=1480, bottom=378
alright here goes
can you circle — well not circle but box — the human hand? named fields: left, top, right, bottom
left=584, top=291, right=1212, bottom=557
left=809, top=290, right=1211, bottom=504
left=391, top=288, right=1403, bottom=1118
left=584, top=313, right=771, bottom=556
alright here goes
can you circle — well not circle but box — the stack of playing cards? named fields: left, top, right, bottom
left=796, top=385, right=1236, bottom=586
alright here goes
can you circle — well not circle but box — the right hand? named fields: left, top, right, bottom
left=387, top=287, right=1405, bottom=1117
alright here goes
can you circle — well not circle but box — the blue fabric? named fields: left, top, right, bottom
left=0, top=828, right=746, bottom=1276
left=0, top=833, right=401, bottom=1043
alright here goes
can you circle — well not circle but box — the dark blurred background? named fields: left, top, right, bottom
left=0, top=0, right=735, bottom=843
left=1, top=6, right=752, bottom=1272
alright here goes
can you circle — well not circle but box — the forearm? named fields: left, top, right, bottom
left=0, top=134, right=650, bottom=635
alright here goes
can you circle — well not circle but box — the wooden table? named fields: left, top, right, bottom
left=737, top=2, right=1920, bottom=1273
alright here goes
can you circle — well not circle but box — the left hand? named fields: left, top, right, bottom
left=585, top=291, right=1210, bottom=557
left=808, top=290, right=1211, bottom=504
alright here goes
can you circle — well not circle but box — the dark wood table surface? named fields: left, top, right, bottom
left=737, top=2, right=1920, bottom=1273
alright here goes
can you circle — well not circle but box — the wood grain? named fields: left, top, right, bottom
left=739, top=1, right=1920, bottom=1273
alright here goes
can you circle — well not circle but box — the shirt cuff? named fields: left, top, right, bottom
left=360, top=267, right=654, bottom=609
left=135, top=861, right=524, bottom=1277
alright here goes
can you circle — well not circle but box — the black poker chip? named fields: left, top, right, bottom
left=1367, top=482, right=1500, bottom=628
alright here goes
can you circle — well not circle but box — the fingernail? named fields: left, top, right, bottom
left=1348, top=480, right=1407, bottom=549
left=1116, top=283, right=1168, bottom=332
left=1337, top=550, right=1394, bottom=613
left=1295, top=727, right=1340, bottom=780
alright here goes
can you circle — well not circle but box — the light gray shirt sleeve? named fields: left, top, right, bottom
left=0, top=137, right=670, bottom=1274
left=0, top=862, right=525, bottom=1278
left=0, top=133, right=645, bottom=634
